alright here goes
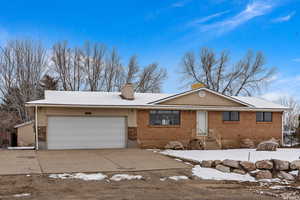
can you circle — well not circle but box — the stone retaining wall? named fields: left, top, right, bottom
left=199, top=159, right=300, bottom=181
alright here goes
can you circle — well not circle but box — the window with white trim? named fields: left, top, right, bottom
left=149, top=110, right=180, bottom=126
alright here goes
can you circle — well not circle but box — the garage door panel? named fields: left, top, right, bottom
left=47, top=116, right=126, bottom=149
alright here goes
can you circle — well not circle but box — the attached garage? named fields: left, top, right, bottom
left=47, top=116, right=126, bottom=149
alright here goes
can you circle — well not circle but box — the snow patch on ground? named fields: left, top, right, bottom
left=192, top=165, right=256, bottom=182
left=174, top=159, right=183, bottom=162
left=270, top=185, right=290, bottom=190
left=168, top=176, right=189, bottom=181
left=289, top=171, right=298, bottom=176
left=13, top=193, right=31, bottom=197
left=162, top=149, right=300, bottom=162
left=49, top=173, right=71, bottom=179
left=72, top=173, right=107, bottom=181
left=49, top=173, right=107, bottom=181
left=184, top=162, right=193, bottom=165
left=146, top=149, right=160, bottom=153
left=110, top=174, right=143, bottom=181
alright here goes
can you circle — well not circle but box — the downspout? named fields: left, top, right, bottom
left=281, top=111, right=284, bottom=146
left=35, top=105, right=39, bottom=150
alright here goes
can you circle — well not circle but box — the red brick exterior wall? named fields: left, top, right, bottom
left=137, top=110, right=196, bottom=148
left=208, top=111, right=283, bottom=148
left=137, top=110, right=283, bottom=149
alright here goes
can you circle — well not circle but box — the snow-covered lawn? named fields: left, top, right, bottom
left=162, top=149, right=300, bottom=162
left=192, top=165, right=288, bottom=183
left=192, top=165, right=256, bottom=182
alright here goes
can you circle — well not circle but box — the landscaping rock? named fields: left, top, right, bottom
left=277, top=171, right=295, bottom=181
left=232, top=169, right=247, bottom=175
left=213, top=160, right=222, bottom=167
left=255, top=170, right=273, bottom=179
left=256, top=160, right=273, bottom=170
left=240, top=161, right=256, bottom=172
left=240, top=138, right=255, bottom=148
left=297, top=171, right=300, bottom=182
left=256, top=138, right=279, bottom=151
left=201, top=160, right=214, bottom=168
left=188, top=139, right=204, bottom=150
left=216, top=164, right=231, bottom=173
left=222, top=159, right=240, bottom=169
left=290, top=160, right=300, bottom=170
left=273, top=159, right=290, bottom=171
left=165, top=141, right=184, bottom=150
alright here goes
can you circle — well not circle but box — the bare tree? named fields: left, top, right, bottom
left=102, top=48, right=122, bottom=92
left=52, top=41, right=83, bottom=91
left=135, top=63, right=167, bottom=93
left=0, top=40, right=47, bottom=121
left=279, top=96, right=300, bottom=131
left=82, top=42, right=106, bottom=91
left=181, top=47, right=276, bottom=96
left=52, top=42, right=167, bottom=93
left=125, top=55, right=139, bottom=84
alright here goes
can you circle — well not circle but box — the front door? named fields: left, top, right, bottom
left=197, top=111, right=208, bottom=136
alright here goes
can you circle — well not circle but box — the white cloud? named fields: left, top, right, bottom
left=265, top=74, right=278, bottom=82
left=200, top=0, right=276, bottom=34
left=171, top=0, right=192, bottom=8
left=261, top=75, right=300, bottom=102
left=187, top=10, right=230, bottom=27
left=146, top=0, right=192, bottom=20
left=272, top=11, right=296, bottom=23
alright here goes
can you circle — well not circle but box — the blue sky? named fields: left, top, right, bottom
left=0, top=0, right=300, bottom=101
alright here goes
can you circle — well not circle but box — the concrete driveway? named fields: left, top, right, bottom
left=0, top=149, right=188, bottom=175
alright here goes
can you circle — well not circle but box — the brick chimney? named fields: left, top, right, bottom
left=121, top=83, right=134, bottom=100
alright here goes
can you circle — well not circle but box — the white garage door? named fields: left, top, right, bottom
left=47, top=116, right=126, bottom=149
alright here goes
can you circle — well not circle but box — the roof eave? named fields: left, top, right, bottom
left=25, top=103, right=289, bottom=112
left=14, top=120, right=34, bottom=128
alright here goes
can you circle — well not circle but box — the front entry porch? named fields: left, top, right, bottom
left=196, top=111, right=222, bottom=150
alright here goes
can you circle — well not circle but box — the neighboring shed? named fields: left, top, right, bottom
left=14, top=121, right=35, bottom=147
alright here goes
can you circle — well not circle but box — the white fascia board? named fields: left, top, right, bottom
left=25, top=103, right=288, bottom=112
left=14, top=121, right=34, bottom=128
